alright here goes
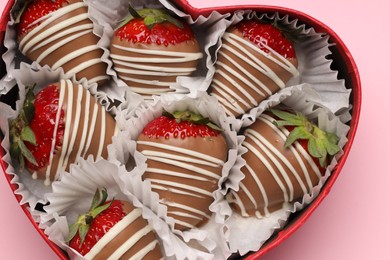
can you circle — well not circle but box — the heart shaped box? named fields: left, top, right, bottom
left=0, top=0, right=361, bottom=259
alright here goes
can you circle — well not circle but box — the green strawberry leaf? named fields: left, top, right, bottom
left=284, top=126, right=311, bottom=147
left=271, top=109, right=341, bottom=168
left=66, top=222, right=80, bottom=243
left=78, top=223, right=90, bottom=248
left=17, top=139, right=38, bottom=166
left=21, top=126, right=36, bottom=145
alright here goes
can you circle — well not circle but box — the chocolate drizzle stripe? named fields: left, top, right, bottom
left=146, top=168, right=209, bottom=181
left=221, top=40, right=283, bottom=88
left=128, top=240, right=159, bottom=260
left=145, top=156, right=221, bottom=180
left=260, top=114, right=321, bottom=179
left=216, top=57, right=266, bottom=96
left=111, top=57, right=197, bottom=73
left=209, top=93, right=241, bottom=117
left=74, top=88, right=90, bottom=160
left=45, top=80, right=67, bottom=185
left=162, top=200, right=211, bottom=219
left=142, top=150, right=222, bottom=168
left=31, top=23, right=94, bottom=53
left=55, top=80, right=74, bottom=179
left=60, top=83, right=83, bottom=173
left=111, top=44, right=203, bottom=58
left=19, top=2, right=87, bottom=50
left=229, top=190, right=252, bottom=217
left=137, top=141, right=225, bottom=165
left=212, top=77, right=254, bottom=108
left=119, top=76, right=174, bottom=87
left=169, top=218, right=196, bottom=229
left=149, top=179, right=213, bottom=197
left=84, top=208, right=143, bottom=259
left=96, top=104, right=106, bottom=159
left=89, top=75, right=111, bottom=84
left=35, top=29, right=92, bottom=63
left=65, top=58, right=102, bottom=76
left=151, top=184, right=206, bottom=199
left=168, top=210, right=204, bottom=221
left=224, top=32, right=299, bottom=78
left=108, top=225, right=153, bottom=260
left=246, top=129, right=309, bottom=195
left=52, top=44, right=99, bottom=69
left=82, top=103, right=98, bottom=158
left=114, top=66, right=189, bottom=76
left=243, top=140, right=290, bottom=202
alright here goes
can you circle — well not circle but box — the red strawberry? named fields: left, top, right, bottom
left=114, top=8, right=195, bottom=46
left=9, top=80, right=117, bottom=185
left=234, top=20, right=296, bottom=59
left=136, top=111, right=228, bottom=230
left=67, top=188, right=162, bottom=259
left=227, top=109, right=340, bottom=218
left=209, top=19, right=301, bottom=117
left=14, top=0, right=109, bottom=86
left=110, top=7, right=203, bottom=99
left=16, top=0, right=70, bottom=37
left=10, top=84, right=64, bottom=172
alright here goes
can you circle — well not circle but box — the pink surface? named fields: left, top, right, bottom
left=0, top=0, right=387, bottom=259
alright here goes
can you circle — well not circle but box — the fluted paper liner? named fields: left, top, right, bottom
left=0, top=66, right=122, bottom=220
left=219, top=84, right=350, bottom=255
left=0, top=0, right=354, bottom=258
left=112, top=92, right=241, bottom=257
left=42, top=156, right=214, bottom=259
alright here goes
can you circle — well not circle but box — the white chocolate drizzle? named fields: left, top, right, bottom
left=84, top=208, right=158, bottom=260
left=138, top=140, right=223, bottom=227
left=19, top=2, right=107, bottom=83
left=211, top=32, right=299, bottom=115
left=111, top=44, right=203, bottom=98
left=230, top=114, right=321, bottom=218
left=44, top=80, right=116, bottom=185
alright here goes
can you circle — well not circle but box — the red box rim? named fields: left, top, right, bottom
left=0, top=0, right=361, bottom=259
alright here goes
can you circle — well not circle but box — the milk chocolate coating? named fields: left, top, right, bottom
left=18, top=0, right=108, bottom=86
left=137, top=132, right=228, bottom=230
left=228, top=113, right=324, bottom=218
left=88, top=201, right=163, bottom=260
left=209, top=28, right=298, bottom=117
left=110, top=37, right=202, bottom=98
left=31, top=80, right=116, bottom=183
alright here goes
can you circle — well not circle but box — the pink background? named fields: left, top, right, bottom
left=0, top=0, right=388, bottom=259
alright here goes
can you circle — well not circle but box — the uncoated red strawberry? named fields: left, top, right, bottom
left=136, top=111, right=228, bottom=230
left=67, top=188, right=162, bottom=259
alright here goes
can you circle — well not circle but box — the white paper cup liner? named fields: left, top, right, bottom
left=0, top=66, right=119, bottom=216
left=111, top=92, right=241, bottom=257
left=219, top=84, right=350, bottom=255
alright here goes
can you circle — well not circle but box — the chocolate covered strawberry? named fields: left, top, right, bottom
left=110, top=7, right=203, bottom=99
left=67, top=188, right=162, bottom=259
left=227, top=109, right=340, bottom=218
left=136, top=111, right=228, bottom=230
left=15, top=0, right=108, bottom=85
left=209, top=19, right=301, bottom=117
left=10, top=80, right=117, bottom=185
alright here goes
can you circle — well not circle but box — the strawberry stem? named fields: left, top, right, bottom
left=270, top=109, right=340, bottom=167
left=163, top=110, right=223, bottom=131
left=66, top=188, right=111, bottom=245
left=9, top=85, right=38, bottom=169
